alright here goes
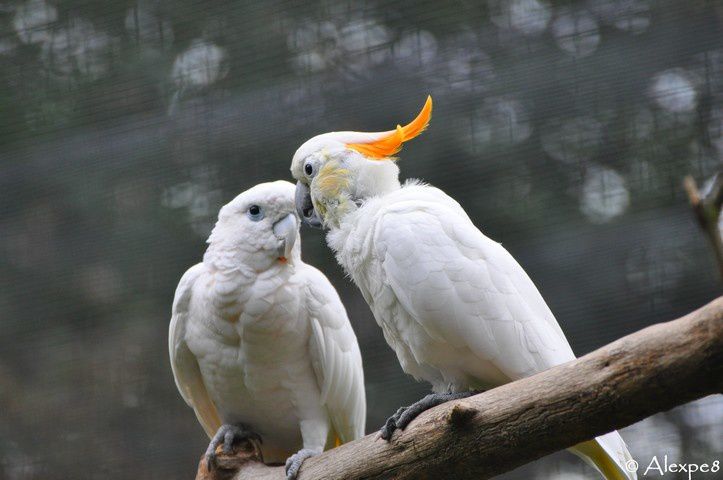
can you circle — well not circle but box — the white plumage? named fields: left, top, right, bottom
left=328, top=183, right=572, bottom=389
left=289, top=97, right=637, bottom=479
left=169, top=181, right=365, bottom=474
left=327, top=182, right=635, bottom=479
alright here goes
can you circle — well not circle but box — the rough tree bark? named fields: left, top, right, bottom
left=194, top=296, right=723, bottom=480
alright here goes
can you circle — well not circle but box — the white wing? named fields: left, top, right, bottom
left=375, top=197, right=576, bottom=383
left=169, top=263, right=221, bottom=437
left=371, top=187, right=635, bottom=477
left=303, top=265, right=366, bottom=443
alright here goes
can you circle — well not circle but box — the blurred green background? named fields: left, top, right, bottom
left=1, top=0, right=721, bottom=478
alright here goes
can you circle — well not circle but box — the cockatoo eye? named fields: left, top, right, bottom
left=247, top=205, right=264, bottom=221
left=304, top=162, right=314, bottom=177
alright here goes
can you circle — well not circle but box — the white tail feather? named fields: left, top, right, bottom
left=568, top=431, right=637, bottom=480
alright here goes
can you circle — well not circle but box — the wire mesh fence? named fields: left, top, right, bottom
left=0, top=0, right=721, bottom=478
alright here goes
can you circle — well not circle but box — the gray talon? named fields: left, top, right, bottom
left=380, top=405, right=407, bottom=440
left=205, top=424, right=261, bottom=471
left=380, top=391, right=478, bottom=440
left=285, top=448, right=319, bottom=480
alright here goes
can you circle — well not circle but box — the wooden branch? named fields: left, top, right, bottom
left=685, top=173, right=723, bottom=281
left=196, top=297, right=723, bottom=480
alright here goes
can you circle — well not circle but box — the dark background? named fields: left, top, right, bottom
left=0, top=1, right=721, bottom=478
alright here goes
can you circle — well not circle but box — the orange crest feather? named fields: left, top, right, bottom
left=346, top=95, right=432, bottom=159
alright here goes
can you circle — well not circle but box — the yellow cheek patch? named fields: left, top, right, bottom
left=315, top=202, right=327, bottom=219
left=316, top=162, right=350, bottom=198
left=346, top=95, right=432, bottom=159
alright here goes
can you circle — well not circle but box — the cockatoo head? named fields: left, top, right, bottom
left=205, top=180, right=300, bottom=271
left=290, top=96, right=432, bottom=228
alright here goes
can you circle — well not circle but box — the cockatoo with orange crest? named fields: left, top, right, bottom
left=290, top=98, right=637, bottom=479
left=169, top=181, right=366, bottom=480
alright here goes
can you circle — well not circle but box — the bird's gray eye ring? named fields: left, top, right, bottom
left=247, top=205, right=264, bottom=221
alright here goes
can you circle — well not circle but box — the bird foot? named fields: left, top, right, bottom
left=380, top=391, right=478, bottom=440
left=284, top=448, right=320, bottom=480
left=205, top=424, right=262, bottom=471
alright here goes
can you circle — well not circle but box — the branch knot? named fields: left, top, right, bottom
left=448, top=401, right=478, bottom=428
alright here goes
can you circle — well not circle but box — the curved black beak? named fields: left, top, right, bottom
left=295, top=181, right=323, bottom=228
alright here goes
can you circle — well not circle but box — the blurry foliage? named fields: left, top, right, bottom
left=0, top=0, right=721, bottom=478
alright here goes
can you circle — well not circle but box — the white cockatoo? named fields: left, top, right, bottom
left=290, top=98, right=637, bottom=480
left=169, top=180, right=366, bottom=479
